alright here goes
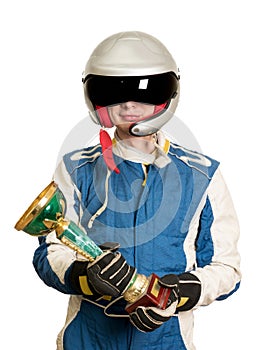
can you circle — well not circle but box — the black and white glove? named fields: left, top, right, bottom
left=70, top=249, right=136, bottom=298
left=86, top=251, right=136, bottom=296
left=129, top=274, right=179, bottom=332
left=129, top=273, right=202, bottom=332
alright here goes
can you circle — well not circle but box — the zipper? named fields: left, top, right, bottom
left=141, top=163, right=149, bottom=186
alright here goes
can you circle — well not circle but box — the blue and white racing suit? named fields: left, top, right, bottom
left=33, top=133, right=241, bottom=350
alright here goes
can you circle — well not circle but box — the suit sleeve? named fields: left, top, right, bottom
left=191, top=167, right=241, bottom=307
left=32, top=160, right=81, bottom=294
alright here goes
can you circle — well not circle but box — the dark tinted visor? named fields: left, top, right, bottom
left=84, top=72, right=179, bottom=107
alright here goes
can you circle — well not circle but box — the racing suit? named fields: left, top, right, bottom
left=33, top=132, right=241, bottom=350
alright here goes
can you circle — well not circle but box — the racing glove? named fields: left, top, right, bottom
left=69, top=250, right=136, bottom=298
left=129, top=274, right=179, bottom=332
left=129, top=273, right=201, bottom=332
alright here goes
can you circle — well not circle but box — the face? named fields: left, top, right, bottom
left=107, top=101, right=155, bottom=135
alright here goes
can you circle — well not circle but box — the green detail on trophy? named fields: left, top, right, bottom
left=14, top=182, right=103, bottom=261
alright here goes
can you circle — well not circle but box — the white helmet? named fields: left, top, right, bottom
left=83, top=31, right=180, bottom=136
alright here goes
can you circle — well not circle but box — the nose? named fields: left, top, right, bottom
left=120, top=101, right=137, bottom=109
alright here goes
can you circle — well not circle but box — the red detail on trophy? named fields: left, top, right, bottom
left=125, top=273, right=171, bottom=313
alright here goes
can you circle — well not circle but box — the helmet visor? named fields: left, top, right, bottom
left=84, top=72, right=179, bottom=107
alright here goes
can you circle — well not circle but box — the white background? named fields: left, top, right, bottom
left=1, top=0, right=261, bottom=348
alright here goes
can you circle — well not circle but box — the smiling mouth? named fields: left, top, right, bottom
left=121, top=115, right=141, bottom=122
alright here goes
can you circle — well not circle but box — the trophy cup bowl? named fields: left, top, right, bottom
left=15, top=182, right=65, bottom=236
left=15, top=181, right=171, bottom=313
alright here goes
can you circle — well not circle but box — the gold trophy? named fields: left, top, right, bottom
left=14, top=181, right=171, bottom=313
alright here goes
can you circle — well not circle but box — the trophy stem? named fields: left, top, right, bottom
left=55, top=218, right=103, bottom=262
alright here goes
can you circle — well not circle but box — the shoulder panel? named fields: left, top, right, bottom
left=169, top=143, right=220, bottom=179
left=63, top=144, right=102, bottom=175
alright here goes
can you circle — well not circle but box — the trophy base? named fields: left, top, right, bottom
left=125, top=274, right=171, bottom=313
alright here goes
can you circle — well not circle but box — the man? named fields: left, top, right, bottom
left=33, top=31, right=241, bottom=350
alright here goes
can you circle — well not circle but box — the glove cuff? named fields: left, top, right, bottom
left=176, top=272, right=201, bottom=312
left=69, top=260, right=96, bottom=296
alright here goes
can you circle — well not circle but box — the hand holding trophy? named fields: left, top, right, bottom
left=14, top=181, right=172, bottom=313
